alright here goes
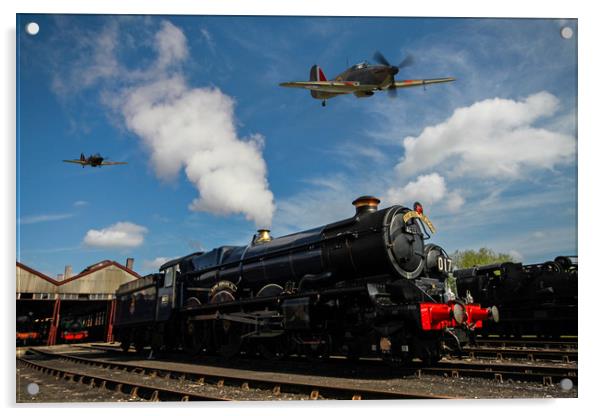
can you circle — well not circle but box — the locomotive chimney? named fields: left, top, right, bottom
left=352, top=195, right=380, bottom=216
left=126, top=257, right=135, bottom=270
left=64, top=265, right=72, bottom=279
left=254, top=229, right=273, bottom=244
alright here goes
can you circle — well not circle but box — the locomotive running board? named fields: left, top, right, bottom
left=190, top=310, right=282, bottom=325
left=191, top=310, right=285, bottom=339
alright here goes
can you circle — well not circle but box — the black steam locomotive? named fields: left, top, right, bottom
left=59, top=316, right=89, bottom=343
left=454, top=256, right=577, bottom=338
left=114, top=196, right=496, bottom=364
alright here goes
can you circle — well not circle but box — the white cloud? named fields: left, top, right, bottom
left=200, top=27, right=216, bottom=53
left=445, top=192, right=465, bottom=212
left=121, top=76, right=274, bottom=227
left=117, top=22, right=275, bottom=228
left=154, top=21, right=188, bottom=70
left=51, top=21, right=121, bottom=96
left=532, top=231, right=547, bottom=239
left=460, top=226, right=577, bottom=263
left=19, top=213, right=73, bottom=225
left=50, top=19, right=276, bottom=228
left=508, top=250, right=524, bottom=262
left=143, top=256, right=170, bottom=270
left=385, top=173, right=464, bottom=212
left=396, top=92, right=576, bottom=179
left=73, top=200, right=88, bottom=207
left=272, top=176, right=359, bottom=234
left=436, top=184, right=575, bottom=235
left=83, top=222, right=148, bottom=248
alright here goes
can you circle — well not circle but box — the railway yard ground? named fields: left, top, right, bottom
left=16, top=340, right=577, bottom=402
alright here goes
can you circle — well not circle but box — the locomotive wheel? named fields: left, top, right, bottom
left=384, top=354, right=413, bottom=367
left=213, top=319, right=243, bottom=359
left=420, top=352, right=441, bottom=365
left=257, top=336, right=287, bottom=360
left=120, top=333, right=131, bottom=353
left=150, top=328, right=165, bottom=357
left=181, top=319, right=203, bottom=355
left=209, top=289, right=241, bottom=358
left=345, top=342, right=362, bottom=362
left=134, top=335, right=145, bottom=354
left=256, top=284, right=284, bottom=298
left=420, top=345, right=442, bottom=366
left=383, top=337, right=413, bottom=366
left=306, top=334, right=332, bottom=361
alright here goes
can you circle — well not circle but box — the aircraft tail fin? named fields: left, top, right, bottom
left=309, top=65, right=327, bottom=99
left=80, top=153, right=85, bottom=161
left=309, top=65, right=327, bottom=82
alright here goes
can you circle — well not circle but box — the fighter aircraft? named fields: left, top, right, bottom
left=280, top=51, right=455, bottom=106
left=63, top=153, right=127, bottom=168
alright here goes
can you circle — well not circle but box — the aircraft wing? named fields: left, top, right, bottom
left=63, top=159, right=87, bottom=165
left=393, top=77, right=455, bottom=88
left=279, top=81, right=377, bottom=94
left=100, top=161, right=128, bottom=166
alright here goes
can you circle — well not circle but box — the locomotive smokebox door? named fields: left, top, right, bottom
left=282, top=297, right=311, bottom=329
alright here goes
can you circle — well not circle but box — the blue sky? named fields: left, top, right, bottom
left=16, top=15, right=577, bottom=276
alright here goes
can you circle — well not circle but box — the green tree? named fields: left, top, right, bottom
left=451, top=248, right=517, bottom=269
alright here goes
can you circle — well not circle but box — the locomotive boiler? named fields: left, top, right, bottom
left=114, top=196, right=497, bottom=364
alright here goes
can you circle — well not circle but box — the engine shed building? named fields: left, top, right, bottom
left=16, top=259, right=140, bottom=346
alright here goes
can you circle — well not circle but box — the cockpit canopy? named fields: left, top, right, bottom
left=352, top=61, right=368, bottom=70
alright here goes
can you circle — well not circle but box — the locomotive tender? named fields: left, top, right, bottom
left=454, top=256, right=577, bottom=338
left=114, top=196, right=497, bottom=364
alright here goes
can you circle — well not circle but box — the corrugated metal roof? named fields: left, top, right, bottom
left=16, top=265, right=59, bottom=294
left=16, top=260, right=141, bottom=295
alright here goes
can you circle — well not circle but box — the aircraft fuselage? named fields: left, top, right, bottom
left=334, top=63, right=397, bottom=87
left=311, top=63, right=398, bottom=100
left=87, top=155, right=104, bottom=167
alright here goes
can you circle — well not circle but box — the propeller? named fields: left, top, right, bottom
left=373, top=51, right=414, bottom=97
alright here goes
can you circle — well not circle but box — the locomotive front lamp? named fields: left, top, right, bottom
left=488, top=306, right=500, bottom=323
left=452, top=303, right=467, bottom=324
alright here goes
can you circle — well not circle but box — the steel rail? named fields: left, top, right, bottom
left=474, top=338, right=577, bottom=350
left=18, top=356, right=231, bottom=402
left=28, top=348, right=456, bottom=400
left=423, top=360, right=578, bottom=385
left=462, top=346, right=577, bottom=363
left=83, top=343, right=577, bottom=385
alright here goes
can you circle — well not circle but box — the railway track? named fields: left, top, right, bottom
left=66, top=343, right=578, bottom=387
left=18, top=356, right=230, bottom=401
left=424, top=359, right=577, bottom=385
left=89, top=342, right=577, bottom=363
left=85, top=343, right=578, bottom=383
left=474, top=338, right=578, bottom=351
left=25, top=348, right=456, bottom=400
left=462, top=346, right=577, bottom=363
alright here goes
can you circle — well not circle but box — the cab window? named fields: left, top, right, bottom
left=164, top=267, right=174, bottom=288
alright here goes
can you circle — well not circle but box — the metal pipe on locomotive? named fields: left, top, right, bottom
left=114, top=196, right=498, bottom=364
